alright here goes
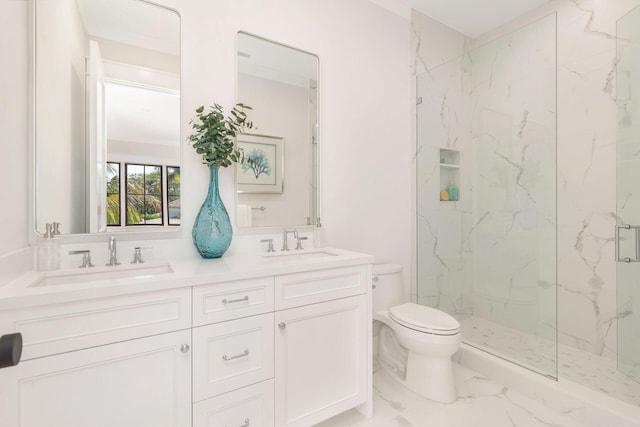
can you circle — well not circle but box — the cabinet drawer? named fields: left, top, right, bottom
left=193, top=277, right=274, bottom=326
left=193, top=379, right=274, bottom=427
left=274, top=265, right=368, bottom=310
left=193, top=313, right=274, bottom=400
left=0, top=288, right=191, bottom=361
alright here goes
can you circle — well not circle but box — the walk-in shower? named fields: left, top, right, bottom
left=417, top=5, right=640, bottom=408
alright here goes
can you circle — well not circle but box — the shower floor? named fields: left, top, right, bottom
left=460, top=316, right=640, bottom=407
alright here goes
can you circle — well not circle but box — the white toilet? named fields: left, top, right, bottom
left=373, top=263, right=461, bottom=403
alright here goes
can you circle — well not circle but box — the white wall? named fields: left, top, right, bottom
left=35, top=0, right=87, bottom=234
left=1, top=0, right=412, bottom=294
left=172, top=0, right=412, bottom=294
left=0, top=0, right=29, bottom=256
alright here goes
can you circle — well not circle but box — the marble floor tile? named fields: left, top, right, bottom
left=460, top=316, right=640, bottom=407
left=317, top=364, right=588, bottom=427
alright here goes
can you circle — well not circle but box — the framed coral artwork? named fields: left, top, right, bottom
left=237, top=133, right=284, bottom=193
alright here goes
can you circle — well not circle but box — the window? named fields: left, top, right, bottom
left=125, top=164, right=163, bottom=226
left=106, top=162, right=121, bottom=226
left=167, top=166, right=181, bottom=226
left=107, top=163, right=179, bottom=227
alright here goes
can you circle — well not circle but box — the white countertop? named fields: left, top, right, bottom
left=0, top=247, right=374, bottom=311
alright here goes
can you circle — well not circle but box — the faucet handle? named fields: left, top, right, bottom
left=260, top=239, right=275, bottom=253
left=295, top=236, right=308, bottom=250
left=68, top=250, right=94, bottom=268
left=131, top=246, right=152, bottom=264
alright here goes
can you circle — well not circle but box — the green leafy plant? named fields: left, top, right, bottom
left=188, top=103, right=254, bottom=167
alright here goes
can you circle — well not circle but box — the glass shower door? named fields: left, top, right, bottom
left=416, top=14, right=557, bottom=379
left=617, top=5, right=640, bottom=383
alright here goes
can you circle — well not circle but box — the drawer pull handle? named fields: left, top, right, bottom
left=238, top=419, right=250, bottom=427
left=222, top=296, right=249, bottom=305
left=278, top=322, right=286, bottom=330
left=222, top=349, right=249, bottom=361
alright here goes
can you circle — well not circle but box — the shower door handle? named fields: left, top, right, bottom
left=615, top=224, right=640, bottom=263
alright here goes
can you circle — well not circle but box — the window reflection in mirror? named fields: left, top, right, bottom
left=236, top=32, right=319, bottom=229
left=34, top=0, right=180, bottom=235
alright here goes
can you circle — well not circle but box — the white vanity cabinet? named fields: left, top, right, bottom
left=0, top=288, right=193, bottom=427
left=192, top=264, right=371, bottom=427
left=0, top=256, right=372, bottom=427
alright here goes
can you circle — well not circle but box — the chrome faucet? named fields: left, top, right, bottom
left=281, top=229, right=298, bottom=251
left=69, top=250, right=94, bottom=268
left=106, top=236, right=120, bottom=266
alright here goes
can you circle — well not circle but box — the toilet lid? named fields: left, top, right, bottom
left=389, top=303, right=460, bottom=335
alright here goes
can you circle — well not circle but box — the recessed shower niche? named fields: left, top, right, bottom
left=439, top=148, right=460, bottom=202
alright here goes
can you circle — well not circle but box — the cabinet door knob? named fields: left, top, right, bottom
left=180, top=344, right=190, bottom=354
left=0, top=333, right=22, bottom=369
left=278, top=322, right=286, bottom=330
left=239, top=418, right=250, bottom=427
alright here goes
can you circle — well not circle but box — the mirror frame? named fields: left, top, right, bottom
left=29, top=0, right=183, bottom=242
left=234, top=31, right=321, bottom=233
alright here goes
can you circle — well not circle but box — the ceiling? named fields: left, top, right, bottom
left=237, top=33, right=318, bottom=88
left=76, top=0, right=179, bottom=55
left=105, top=83, right=180, bottom=146
left=378, top=0, right=550, bottom=38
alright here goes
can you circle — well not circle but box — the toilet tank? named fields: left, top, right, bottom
left=372, top=263, right=403, bottom=313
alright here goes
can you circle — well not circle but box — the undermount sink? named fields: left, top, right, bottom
left=261, top=249, right=339, bottom=262
left=30, top=263, right=174, bottom=288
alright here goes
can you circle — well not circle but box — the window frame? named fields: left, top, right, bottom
left=166, top=165, right=181, bottom=227
left=124, top=163, right=165, bottom=227
left=106, top=162, right=121, bottom=227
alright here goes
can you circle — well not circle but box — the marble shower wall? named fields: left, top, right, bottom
left=473, top=0, right=640, bottom=362
left=470, top=15, right=557, bottom=344
left=414, top=13, right=473, bottom=318
left=415, top=0, right=640, bottom=371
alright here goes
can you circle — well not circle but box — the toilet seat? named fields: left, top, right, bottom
left=389, top=303, right=460, bottom=336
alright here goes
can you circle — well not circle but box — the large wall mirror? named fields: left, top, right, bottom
left=236, top=32, right=319, bottom=229
left=33, top=0, right=181, bottom=236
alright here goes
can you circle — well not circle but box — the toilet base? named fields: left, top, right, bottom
left=404, top=351, right=457, bottom=403
left=375, top=312, right=460, bottom=404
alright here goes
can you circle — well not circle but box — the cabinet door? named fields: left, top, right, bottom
left=275, top=295, right=367, bottom=427
left=0, top=330, right=191, bottom=427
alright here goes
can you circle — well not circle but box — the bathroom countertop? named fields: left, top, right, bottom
left=0, top=247, right=374, bottom=311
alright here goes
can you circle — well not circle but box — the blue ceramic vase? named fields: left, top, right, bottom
left=192, top=164, right=232, bottom=258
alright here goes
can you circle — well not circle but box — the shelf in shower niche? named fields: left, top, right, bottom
left=439, top=163, right=460, bottom=169
left=439, top=148, right=460, bottom=166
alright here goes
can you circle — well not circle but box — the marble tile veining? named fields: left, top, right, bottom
left=317, top=364, right=588, bottom=427
left=414, top=0, right=640, bottom=377
left=461, top=315, right=640, bottom=407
